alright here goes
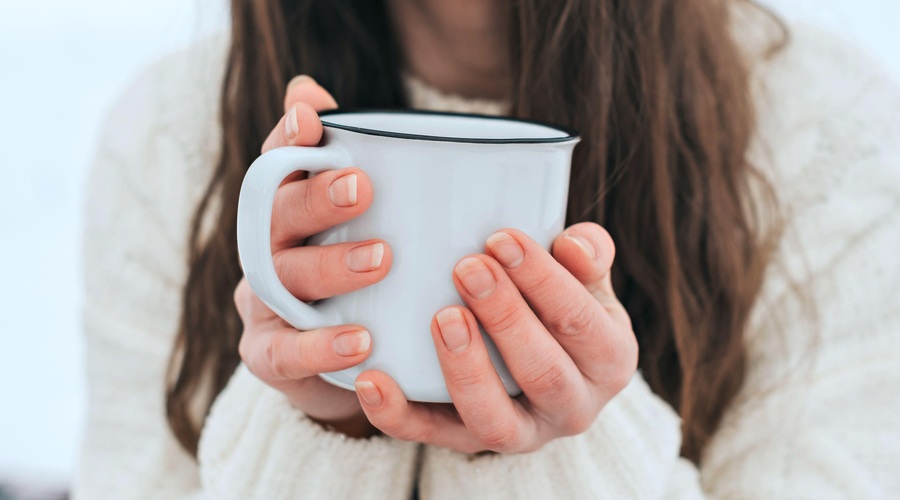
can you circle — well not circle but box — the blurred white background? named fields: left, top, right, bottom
left=0, top=0, right=227, bottom=490
left=0, top=0, right=897, bottom=492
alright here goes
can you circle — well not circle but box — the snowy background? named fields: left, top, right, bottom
left=0, top=0, right=897, bottom=492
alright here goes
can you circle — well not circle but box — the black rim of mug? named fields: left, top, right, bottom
left=318, top=108, right=580, bottom=145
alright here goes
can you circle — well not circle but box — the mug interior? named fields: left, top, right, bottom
left=319, top=109, right=578, bottom=144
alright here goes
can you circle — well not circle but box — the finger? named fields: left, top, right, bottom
left=485, top=228, right=635, bottom=386
left=260, top=74, right=337, bottom=153
left=284, top=74, right=339, bottom=113
left=273, top=239, right=392, bottom=302
left=550, top=222, right=617, bottom=302
left=261, top=101, right=323, bottom=153
left=429, top=306, right=539, bottom=450
left=551, top=224, right=635, bottom=342
left=271, top=167, right=374, bottom=250
left=234, top=279, right=366, bottom=421
left=239, top=323, right=372, bottom=382
left=451, top=255, right=587, bottom=419
left=355, top=371, right=528, bottom=454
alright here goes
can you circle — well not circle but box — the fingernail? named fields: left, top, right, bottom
left=287, top=74, right=315, bottom=90
left=333, top=329, right=371, bottom=357
left=355, top=380, right=383, bottom=407
left=564, top=234, right=597, bottom=260
left=455, top=257, right=496, bottom=299
left=486, top=231, right=524, bottom=268
left=329, top=173, right=357, bottom=207
left=346, top=242, right=384, bottom=272
left=436, top=308, right=470, bottom=352
left=284, top=105, right=299, bottom=139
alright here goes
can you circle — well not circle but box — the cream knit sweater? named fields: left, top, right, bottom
left=76, top=17, right=900, bottom=500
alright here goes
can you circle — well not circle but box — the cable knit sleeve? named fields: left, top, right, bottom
left=75, top=37, right=419, bottom=500
left=418, top=25, right=900, bottom=499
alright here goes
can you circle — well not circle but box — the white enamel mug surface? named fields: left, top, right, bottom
left=237, top=110, right=579, bottom=402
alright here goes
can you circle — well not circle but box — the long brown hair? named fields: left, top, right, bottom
left=167, top=0, right=784, bottom=463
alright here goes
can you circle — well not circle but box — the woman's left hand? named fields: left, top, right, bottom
left=354, top=222, right=639, bottom=454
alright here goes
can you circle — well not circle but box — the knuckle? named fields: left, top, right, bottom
left=525, top=269, right=556, bottom=297
left=301, top=178, right=323, bottom=221
left=314, top=247, right=333, bottom=284
left=476, top=422, right=521, bottom=452
left=522, top=354, right=572, bottom=396
left=622, top=334, right=639, bottom=372
left=272, top=252, right=293, bottom=282
left=272, top=186, right=296, bottom=234
left=274, top=250, right=320, bottom=301
left=559, top=409, right=596, bottom=436
left=610, top=355, right=637, bottom=393
left=237, top=334, right=252, bottom=364
left=548, top=302, right=597, bottom=338
left=265, top=335, right=292, bottom=380
left=488, top=304, right=523, bottom=333
left=604, top=333, right=638, bottom=393
left=275, top=244, right=376, bottom=302
left=446, top=369, right=487, bottom=390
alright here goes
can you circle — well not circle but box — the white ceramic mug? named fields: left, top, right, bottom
left=237, top=109, right=579, bottom=402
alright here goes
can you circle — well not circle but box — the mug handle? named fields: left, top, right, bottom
left=237, top=144, right=353, bottom=330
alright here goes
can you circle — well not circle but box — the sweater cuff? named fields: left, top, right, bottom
left=420, top=373, right=690, bottom=499
left=199, top=365, right=419, bottom=500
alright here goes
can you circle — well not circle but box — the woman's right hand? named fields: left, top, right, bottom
left=233, top=75, right=388, bottom=438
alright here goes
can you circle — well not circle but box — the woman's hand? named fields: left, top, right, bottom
left=354, top=223, right=638, bottom=453
left=233, top=75, right=385, bottom=437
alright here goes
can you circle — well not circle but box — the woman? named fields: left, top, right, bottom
left=77, top=0, right=900, bottom=498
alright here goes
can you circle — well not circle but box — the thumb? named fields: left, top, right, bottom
left=260, top=100, right=323, bottom=153
left=551, top=222, right=617, bottom=302
left=284, top=74, right=339, bottom=113
left=260, top=75, right=341, bottom=154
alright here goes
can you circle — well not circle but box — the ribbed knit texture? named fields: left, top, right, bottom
left=76, top=17, right=900, bottom=499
